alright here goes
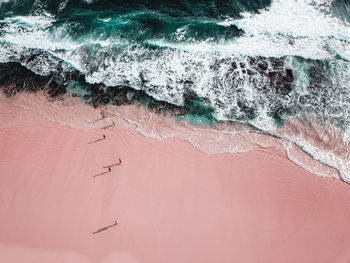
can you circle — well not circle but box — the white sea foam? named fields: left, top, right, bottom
left=83, top=0, right=96, bottom=4
left=232, top=0, right=348, bottom=39
left=0, top=14, right=79, bottom=52
left=285, top=138, right=349, bottom=182
left=219, top=0, right=350, bottom=58
left=147, top=0, right=350, bottom=59
left=0, top=0, right=11, bottom=5
left=273, top=115, right=350, bottom=181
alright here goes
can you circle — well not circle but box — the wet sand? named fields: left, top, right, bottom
left=0, top=96, right=350, bottom=263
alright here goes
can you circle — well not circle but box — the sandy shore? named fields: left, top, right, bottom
left=1, top=95, right=350, bottom=263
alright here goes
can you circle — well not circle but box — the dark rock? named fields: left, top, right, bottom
left=285, top=69, right=294, bottom=81
left=0, top=62, right=50, bottom=96
left=231, top=62, right=237, bottom=70
left=78, top=74, right=86, bottom=83
left=267, top=71, right=278, bottom=78
left=101, top=96, right=110, bottom=104
left=246, top=69, right=254, bottom=75
left=283, top=75, right=293, bottom=83
left=258, top=62, right=268, bottom=71
left=48, top=79, right=66, bottom=98
left=270, top=58, right=283, bottom=69
left=281, top=84, right=292, bottom=95
left=249, top=57, right=258, bottom=65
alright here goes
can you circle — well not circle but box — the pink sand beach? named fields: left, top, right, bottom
left=1, top=95, right=350, bottom=263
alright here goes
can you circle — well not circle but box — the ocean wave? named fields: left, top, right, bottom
left=275, top=116, right=350, bottom=182
left=0, top=3, right=349, bottom=131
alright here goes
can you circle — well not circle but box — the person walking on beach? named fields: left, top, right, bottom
left=108, top=167, right=111, bottom=172
left=115, top=219, right=119, bottom=225
left=102, top=134, right=106, bottom=139
left=119, top=158, right=122, bottom=165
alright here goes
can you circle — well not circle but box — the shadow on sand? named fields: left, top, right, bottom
left=93, top=170, right=111, bottom=178
left=92, top=223, right=117, bottom=234
left=88, top=137, right=105, bottom=144
left=102, top=162, right=120, bottom=169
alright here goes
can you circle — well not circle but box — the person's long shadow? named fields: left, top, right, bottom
left=88, top=137, right=105, bottom=144
left=102, top=162, right=120, bottom=169
left=93, top=170, right=111, bottom=178
left=92, top=223, right=117, bottom=234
